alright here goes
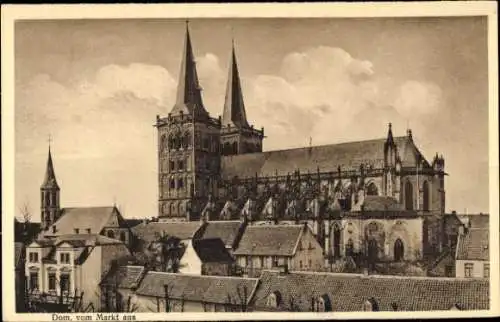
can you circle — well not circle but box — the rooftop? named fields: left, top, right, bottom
left=233, top=224, right=304, bottom=256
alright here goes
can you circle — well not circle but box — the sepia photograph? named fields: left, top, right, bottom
left=2, top=2, right=498, bottom=321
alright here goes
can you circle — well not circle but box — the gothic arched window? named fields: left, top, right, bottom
left=394, top=238, right=404, bottom=261
left=422, top=181, right=430, bottom=211
left=161, top=134, right=167, bottom=152
left=366, top=182, right=379, bottom=196
left=346, top=238, right=354, bottom=256
left=232, top=142, right=238, bottom=155
left=170, top=179, right=176, bottom=189
left=223, top=142, right=231, bottom=156
left=178, top=178, right=184, bottom=189
left=182, top=132, right=191, bottom=149
left=168, top=134, right=174, bottom=150
left=175, top=133, right=182, bottom=150
left=405, top=181, right=414, bottom=211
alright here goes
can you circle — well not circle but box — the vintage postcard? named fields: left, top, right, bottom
left=2, top=2, right=499, bottom=321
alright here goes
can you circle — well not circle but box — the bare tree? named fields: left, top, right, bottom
left=19, top=201, right=32, bottom=224
left=225, top=284, right=250, bottom=312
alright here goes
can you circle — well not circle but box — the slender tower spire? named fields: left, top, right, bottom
left=41, top=137, right=60, bottom=230
left=42, top=139, right=59, bottom=190
left=222, top=38, right=249, bottom=128
left=171, top=21, right=208, bottom=117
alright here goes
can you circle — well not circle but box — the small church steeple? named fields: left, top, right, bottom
left=222, top=39, right=249, bottom=128
left=171, top=21, right=208, bottom=118
left=41, top=140, right=61, bottom=230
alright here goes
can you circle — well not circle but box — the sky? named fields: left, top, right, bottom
left=14, top=17, right=489, bottom=221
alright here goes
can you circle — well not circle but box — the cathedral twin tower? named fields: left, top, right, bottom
left=156, top=24, right=263, bottom=220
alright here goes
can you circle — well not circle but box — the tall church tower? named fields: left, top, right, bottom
left=156, top=23, right=221, bottom=221
left=41, top=145, right=60, bottom=230
left=220, top=41, right=264, bottom=156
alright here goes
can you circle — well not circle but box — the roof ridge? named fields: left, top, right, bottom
left=268, top=270, right=489, bottom=282
left=147, top=271, right=259, bottom=281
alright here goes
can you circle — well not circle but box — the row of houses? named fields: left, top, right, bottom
left=16, top=206, right=490, bottom=312
left=98, top=267, right=489, bottom=312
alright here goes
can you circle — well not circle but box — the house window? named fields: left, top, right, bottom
left=86, top=228, right=91, bottom=234
left=120, top=231, right=126, bottom=242
left=484, top=264, right=490, bottom=278
left=445, top=265, right=453, bottom=277
left=60, top=274, right=70, bottom=293
left=259, top=256, right=264, bottom=268
left=60, top=253, right=71, bottom=264
left=308, top=259, right=312, bottom=269
left=29, top=272, right=39, bottom=290
left=74, top=228, right=79, bottom=234
left=299, top=260, right=303, bottom=269
left=464, top=263, right=474, bottom=278
left=48, top=273, right=56, bottom=291
left=29, top=252, right=39, bottom=263
left=107, top=230, right=115, bottom=239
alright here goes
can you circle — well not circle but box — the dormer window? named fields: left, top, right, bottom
left=60, top=253, right=71, bottom=264
left=86, top=228, right=91, bottom=234
left=363, top=298, right=379, bottom=311
left=316, top=294, right=332, bottom=312
left=74, top=228, right=79, bottom=234
left=28, top=252, right=39, bottom=263
left=266, top=291, right=282, bottom=308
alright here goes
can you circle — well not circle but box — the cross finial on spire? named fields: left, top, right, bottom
left=48, top=133, right=52, bottom=150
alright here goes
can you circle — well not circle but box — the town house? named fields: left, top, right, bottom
left=233, top=223, right=324, bottom=277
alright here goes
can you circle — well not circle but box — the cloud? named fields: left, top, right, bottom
left=240, top=46, right=444, bottom=149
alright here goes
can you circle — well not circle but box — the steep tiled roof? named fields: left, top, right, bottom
left=101, top=265, right=145, bottom=290
left=193, top=238, right=234, bottom=263
left=53, top=234, right=124, bottom=246
left=361, top=196, right=403, bottom=211
left=131, top=222, right=202, bottom=243
left=233, top=225, right=303, bottom=256
left=456, top=229, right=489, bottom=261
left=253, top=270, right=489, bottom=311
left=136, top=272, right=259, bottom=305
left=221, top=136, right=428, bottom=179
left=197, top=221, right=243, bottom=248
left=42, top=206, right=119, bottom=237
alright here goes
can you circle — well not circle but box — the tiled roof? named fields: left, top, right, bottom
left=193, top=238, right=234, bottom=263
left=467, top=215, right=489, bottom=229
left=54, top=234, right=125, bottom=246
left=456, top=229, right=489, bottom=261
left=253, top=270, right=489, bottom=311
left=197, top=221, right=243, bottom=248
left=131, top=222, right=202, bottom=243
left=221, top=136, right=428, bottom=179
left=136, top=272, right=259, bottom=305
left=361, top=196, right=403, bottom=211
left=15, top=242, right=24, bottom=268
left=101, top=265, right=145, bottom=290
left=42, top=206, right=119, bottom=237
left=233, top=225, right=303, bottom=256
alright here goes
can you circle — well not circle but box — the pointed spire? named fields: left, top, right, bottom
left=172, top=21, right=208, bottom=117
left=387, top=123, right=394, bottom=142
left=222, top=39, right=249, bottom=128
left=42, top=143, right=59, bottom=190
